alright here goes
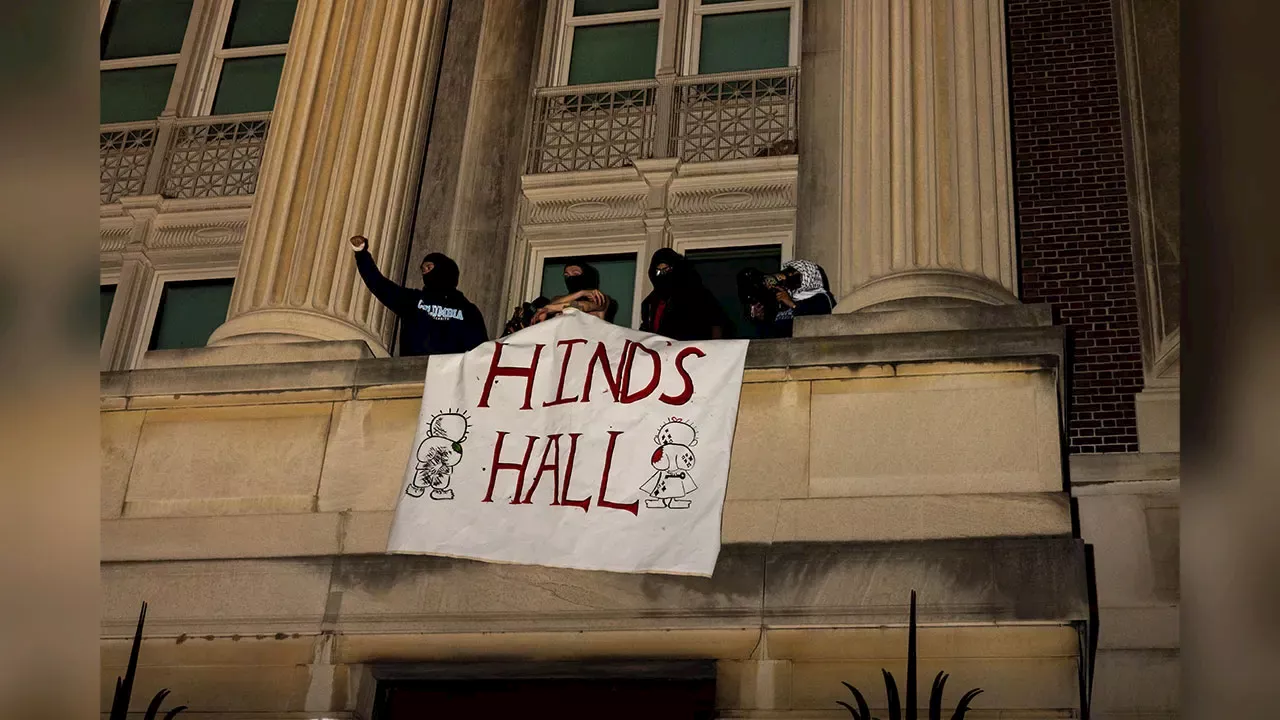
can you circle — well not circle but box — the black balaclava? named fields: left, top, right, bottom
left=648, top=248, right=687, bottom=292
left=421, top=252, right=460, bottom=292
left=562, top=258, right=600, bottom=294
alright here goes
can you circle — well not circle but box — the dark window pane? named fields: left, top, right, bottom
left=211, top=54, right=286, bottom=114
left=225, top=0, right=298, bottom=48
left=567, top=21, right=659, bottom=84
left=100, top=64, right=176, bottom=123
left=101, top=0, right=194, bottom=59
left=573, top=0, right=659, bottom=16
left=148, top=278, right=235, bottom=351
left=540, top=254, right=637, bottom=327
left=100, top=285, right=117, bottom=342
left=687, top=245, right=781, bottom=339
left=698, top=9, right=790, bottom=74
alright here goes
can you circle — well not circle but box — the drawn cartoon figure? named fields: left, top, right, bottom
left=409, top=411, right=470, bottom=500
left=640, top=418, right=698, bottom=509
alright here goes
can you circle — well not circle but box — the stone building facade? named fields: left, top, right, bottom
left=99, top=0, right=1178, bottom=717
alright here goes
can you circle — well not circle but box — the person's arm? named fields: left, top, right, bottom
left=792, top=293, right=835, bottom=317
left=349, top=235, right=416, bottom=314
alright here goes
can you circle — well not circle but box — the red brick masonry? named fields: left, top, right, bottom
left=1007, top=0, right=1143, bottom=453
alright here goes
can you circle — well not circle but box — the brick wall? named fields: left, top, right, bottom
left=1007, top=0, right=1143, bottom=453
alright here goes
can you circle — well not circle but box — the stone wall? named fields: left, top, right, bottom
left=101, top=324, right=1091, bottom=718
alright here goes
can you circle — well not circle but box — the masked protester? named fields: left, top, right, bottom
left=640, top=248, right=731, bottom=341
left=739, top=259, right=836, bottom=338
left=530, top=258, right=618, bottom=326
left=349, top=235, right=487, bottom=356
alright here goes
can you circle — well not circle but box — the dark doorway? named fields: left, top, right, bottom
left=372, top=661, right=717, bottom=720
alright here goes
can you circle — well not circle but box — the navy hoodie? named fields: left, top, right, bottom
left=354, top=249, right=487, bottom=356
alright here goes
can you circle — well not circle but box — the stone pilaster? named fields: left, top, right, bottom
left=209, top=0, right=448, bottom=355
left=801, top=0, right=1019, bottom=312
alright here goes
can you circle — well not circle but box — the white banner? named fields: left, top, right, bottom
left=386, top=309, right=749, bottom=576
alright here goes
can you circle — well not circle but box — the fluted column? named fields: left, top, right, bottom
left=834, top=0, right=1018, bottom=312
left=209, top=0, right=446, bottom=355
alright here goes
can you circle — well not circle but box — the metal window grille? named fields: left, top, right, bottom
left=100, top=122, right=159, bottom=204
left=672, top=67, right=799, bottom=163
left=160, top=113, right=271, bottom=199
left=526, top=80, right=659, bottom=174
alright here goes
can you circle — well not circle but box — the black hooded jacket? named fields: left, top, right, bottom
left=354, top=249, right=487, bottom=356
left=639, top=248, right=730, bottom=341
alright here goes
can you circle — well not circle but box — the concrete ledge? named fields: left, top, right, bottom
left=794, top=303, right=1053, bottom=337
left=139, top=340, right=375, bottom=369
left=101, top=538, right=1088, bottom=636
left=101, top=495, right=1073, bottom=562
left=100, top=326, right=1065, bottom=408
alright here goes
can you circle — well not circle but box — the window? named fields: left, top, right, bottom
left=204, top=0, right=297, bottom=114
left=100, top=285, right=118, bottom=342
left=147, top=278, right=235, bottom=351
left=99, top=0, right=195, bottom=123
left=540, top=254, right=638, bottom=327
left=686, top=245, right=781, bottom=339
left=99, top=0, right=297, bottom=123
left=549, top=0, right=800, bottom=85
left=689, top=1, right=793, bottom=74
left=559, top=0, right=663, bottom=85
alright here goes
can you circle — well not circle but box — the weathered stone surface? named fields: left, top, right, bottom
left=318, top=399, right=421, bottom=512
left=336, top=628, right=761, bottom=663
left=807, top=372, right=1061, bottom=497
left=100, top=662, right=313, bottom=713
left=772, top=494, right=1072, bottom=542
left=101, top=559, right=334, bottom=636
left=1090, top=648, right=1179, bottom=715
left=765, top=624, right=1079, bottom=661
left=101, top=410, right=144, bottom=519
left=1135, top=388, right=1180, bottom=453
left=101, top=513, right=344, bottom=561
left=728, top=382, right=811, bottom=500
left=794, top=304, right=1053, bottom=337
left=125, top=360, right=359, bottom=403
left=139, top=340, right=374, bottom=369
left=788, top=657, right=1080, bottom=710
left=763, top=538, right=1089, bottom=626
left=327, top=545, right=768, bottom=634
left=124, top=403, right=333, bottom=517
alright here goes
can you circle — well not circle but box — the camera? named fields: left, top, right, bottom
left=503, top=297, right=549, bottom=335
left=736, top=268, right=781, bottom=321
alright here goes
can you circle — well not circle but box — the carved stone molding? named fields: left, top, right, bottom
left=101, top=222, right=132, bottom=253
left=525, top=192, right=648, bottom=225
left=149, top=219, right=248, bottom=250
left=668, top=180, right=796, bottom=216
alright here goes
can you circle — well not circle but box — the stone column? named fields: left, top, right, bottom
left=799, top=0, right=1019, bottom=312
left=209, top=0, right=448, bottom=355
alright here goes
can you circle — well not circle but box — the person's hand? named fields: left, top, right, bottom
left=774, top=287, right=796, bottom=309
left=349, top=235, right=369, bottom=251
left=566, top=289, right=606, bottom=311
left=748, top=302, right=764, bottom=320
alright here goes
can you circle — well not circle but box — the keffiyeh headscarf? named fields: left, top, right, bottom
left=776, top=259, right=834, bottom=320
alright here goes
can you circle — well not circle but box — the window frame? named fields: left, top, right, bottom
left=192, top=0, right=292, bottom=116
left=546, top=0, right=802, bottom=87
left=98, top=0, right=194, bottom=123
left=130, top=263, right=238, bottom=365
left=681, top=0, right=801, bottom=76
left=524, top=236, right=649, bottom=329
left=553, top=0, right=669, bottom=86
left=99, top=0, right=297, bottom=123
